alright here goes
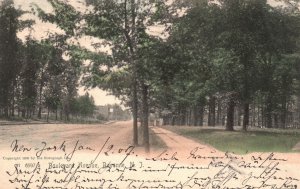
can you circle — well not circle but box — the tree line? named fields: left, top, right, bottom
left=155, top=0, right=300, bottom=132
left=0, top=0, right=96, bottom=121
left=1, top=0, right=300, bottom=150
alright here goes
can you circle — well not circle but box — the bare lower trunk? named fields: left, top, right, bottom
left=11, top=86, right=15, bottom=117
left=226, top=96, right=235, bottom=131
left=266, top=96, right=272, bottom=128
left=22, top=109, right=26, bottom=118
left=60, top=109, right=63, bottom=120
left=4, top=106, right=9, bottom=118
left=47, top=108, right=50, bottom=122
left=243, top=103, right=250, bottom=131
left=38, top=89, right=42, bottom=119
left=141, top=83, right=149, bottom=152
left=237, top=106, right=241, bottom=126
left=274, top=114, right=279, bottom=128
left=251, top=103, right=256, bottom=127
left=199, top=106, right=204, bottom=126
left=280, top=110, right=286, bottom=129
left=193, top=106, right=199, bottom=126
left=208, top=96, right=216, bottom=126
left=266, top=112, right=272, bottom=128
left=132, top=79, right=138, bottom=146
left=216, top=100, right=221, bottom=125
left=171, top=115, right=175, bottom=126
left=38, top=74, right=44, bottom=119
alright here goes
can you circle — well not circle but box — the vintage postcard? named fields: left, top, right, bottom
left=0, top=0, right=300, bottom=188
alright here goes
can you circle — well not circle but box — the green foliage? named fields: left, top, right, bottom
left=156, top=0, right=300, bottom=128
left=0, top=0, right=30, bottom=117
left=70, top=93, right=96, bottom=117
left=33, top=0, right=80, bottom=36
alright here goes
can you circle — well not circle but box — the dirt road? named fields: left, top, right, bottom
left=151, top=126, right=224, bottom=160
left=0, top=121, right=134, bottom=151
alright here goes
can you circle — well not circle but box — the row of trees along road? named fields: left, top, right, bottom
left=1, top=0, right=300, bottom=150
left=0, top=0, right=96, bottom=121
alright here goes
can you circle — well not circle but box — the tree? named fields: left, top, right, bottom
left=30, top=0, right=300, bottom=132
left=69, top=92, right=95, bottom=118
left=35, top=0, right=171, bottom=149
left=173, top=1, right=297, bottom=130
left=84, top=0, right=171, bottom=150
left=217, top=0, right=300, bottom=130
left=19, top=38, right=40, bottom=118
left=0, top=0, right=22, bottom=117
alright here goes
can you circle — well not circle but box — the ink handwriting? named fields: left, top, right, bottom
left=4, top=140, right=299, bottom=189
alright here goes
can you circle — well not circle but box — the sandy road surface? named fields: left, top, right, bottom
left=151, top=126, right=224, bottom=161
left=0, top=121, right=133, bottom=151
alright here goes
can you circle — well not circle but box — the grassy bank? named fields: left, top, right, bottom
left=163, top=126, right=300, bottom=154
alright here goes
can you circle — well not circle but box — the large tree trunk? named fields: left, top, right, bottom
left=60, top=109, right=63, bottom=120
left=257, top=104, right=261, bottom=127
left=11, top=81, right=16, bottom=117
left=226, top=96, right=235, bottom=131
left=242, top=55, right=250, bottom=131
left=3, top=83, right=10, bottom=118
left=38, top=80, right=44, bottom=119
left=243, top=103, right=250, bottom=131
left=266, top=112, right=272, bottom=128
left=280, top=100, right=287, bottom=129
left=132, top=80, right=138, bottom=145
left=216, top=99, right=222, bottom=125
left=65, top=101, right=70, bottom=122
left=22, top=109, right=26, bottom=118
left=47, top=107, right=50, bottom=122
left=199, top=106, right=204, bottom=126
left=265, top=95, right=273, bottom=128
left=188, top=108, right=191, bottom=126
left=171, top=115, right=175, bottom=126
left=4, top=105, right=9, bottom=118
left=236, top=106, right=241, bottom=126
left=251, top=103, right=256, bottom=127
left=274, top=114, right=279, bottom=128
left=261, top=105, right=265, bottom=128
left=180, top=107, right=186, bottom=126
left=208, top=96, right=216, bottom=126
left=124, top=0, right=138, bottom=146
left=11, top=97, right=15, bottom=117
left=193, top=106, right=199, bottom=126
left=141, top=83, right=149, bottom=152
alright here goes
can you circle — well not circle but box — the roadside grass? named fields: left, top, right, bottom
left=138, top=126, right=167, bottom=149
left=149, top=128, right=168, bottom=149
left=163, top=126, right=300, bottom=154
